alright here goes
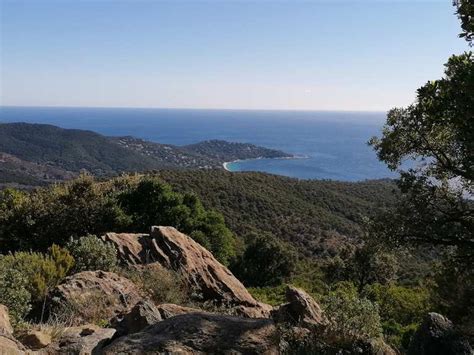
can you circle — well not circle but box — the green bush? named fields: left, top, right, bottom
left=118, top=177, right=235, bottom=265
left=67, top=235, right=118, bottom=272
left=0, top=175, right=236, bottom=266
left=232, top=232, right=297, bottom=287
left=364, top=283, right=430, bottom=326
left=0, top=267, right=31, bottom=324
left=323, top=282, right=382, bottom=344
left=0, top=246, right=74, bottom=323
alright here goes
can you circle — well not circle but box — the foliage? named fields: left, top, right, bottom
left=0, top=175, right=236, bottom=265
left=432, top=251, right=474, bottom=335
left=369, top=53, right=473, bottom=251
left=454, top=0, right=474, bottom=45
left=49, top=291, right=118, bottom=327
left=363, top=283, right=431, bottom=349
left=0, top=267, right=31, bottom=325
left=232, top=232, right=297, bottom=287
left=248, top=284, right=288, bottom=306
left=370, top=7, right=473, bottom=337
left=0, top=247, right=74, bottom=323
left=322, top=282, right=383, bottom=344
left=322, top=220, right=399, bottom=292
left=117, top=177, right=235, bottom=264
left=381, top=320, right=418, bottom=351
left=120, top=265, right=188, bottom=305
left=0, top=122, right=162, bottom=176
left=156, top=170, right=398, bottom=258
left=67, top=235, right=118, bottom=272
left=0, top=176, right=128, bottom=252
left=365, top=283, right=430, bottom=326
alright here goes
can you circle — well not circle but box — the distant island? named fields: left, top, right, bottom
left=0, top=122, right=293, bottom=187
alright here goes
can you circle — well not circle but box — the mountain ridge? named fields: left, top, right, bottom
left=0, top=122, right=292, bottom=187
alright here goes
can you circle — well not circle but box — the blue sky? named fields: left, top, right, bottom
left=0, top=0, right=469, bottom=111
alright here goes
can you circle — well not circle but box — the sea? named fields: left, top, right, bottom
left=0, top=106, right=397, bottom=182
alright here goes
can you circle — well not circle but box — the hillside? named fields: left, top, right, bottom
left=155, top=170, right=398, bottom=257
left=0, top=123, right=291, bottom=187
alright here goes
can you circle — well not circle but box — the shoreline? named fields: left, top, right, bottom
left=222, top=155, right=307, bottom=172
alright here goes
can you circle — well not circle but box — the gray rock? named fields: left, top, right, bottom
left=408, top=312, right=473, bottom=355
left=103, top=312, right=279, bottom=354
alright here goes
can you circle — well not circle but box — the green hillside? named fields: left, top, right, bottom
left=156, top=170, right=398, bottom=257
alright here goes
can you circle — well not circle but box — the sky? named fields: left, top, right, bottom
left=0, top=0, right=469, bottom=111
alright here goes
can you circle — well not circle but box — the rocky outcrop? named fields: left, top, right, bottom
left=112, top=300, right=199, bottom=338
left=39, top=324, right=115, bottom=354
left=102, top=226, right=271, bottom=318
left=101, top=232, right=149, bottom=265
left=47, top=271, right=143, bottom=324
left=272, top=286, right=326, bottom=329
left=103, top=312, right=279, bottom=354
left=408, top=312, right=473, bottom=355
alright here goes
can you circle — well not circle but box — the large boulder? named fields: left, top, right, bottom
left=272, top=286, right=326, bottom=329
left=112, top=300, right=200, bottom=337
left=103, top=312, right=279, bottom=354
left=102, top=226, right=271, bottom=318
left=47, top=271, right=143, bottom=324
left=38, top=324, right=115, bottom=354
left=408, top=312, right=473, bottom=355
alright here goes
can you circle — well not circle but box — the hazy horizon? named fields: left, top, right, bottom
left=1, top=0, right=469, bottom=112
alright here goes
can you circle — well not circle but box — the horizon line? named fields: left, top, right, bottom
left=0, top=104, right=387, bottom=114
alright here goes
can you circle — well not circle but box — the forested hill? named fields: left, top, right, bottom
left=156, top=170, right=398, bottom=257
left=0, top=122, right=291, bottom=187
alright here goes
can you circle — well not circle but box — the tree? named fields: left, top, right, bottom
left=369, top=2, right=473, bottom=333
left=232, top=232, right=297, bottom=287
left=323, top=221, right=399, bottom=293
left=454, top=0, right=474, bottom=45
left=369, top=52, right=473, bottom=251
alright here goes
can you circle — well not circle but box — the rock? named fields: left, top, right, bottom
left=40, top=324, right=115, bottom=354
left=112, top=300, right=201, bottom=337
left=0, top=304, right=13, bottom=336
left=155, top=303, right=201, bottom=320
left=47, top=271, right=143, bottom=324
left=0, top=335, right=26, bottom=355
left=0, top=305, right=26, bottom=354
left=102, top=226, right=271, bottom=318
left=272, top=285, right=326, bottom=329
left=18, top=330, right=51, bottom=350
left=101, top=232, right=149, bottom=265
left=408, top=312, right=473, bottom=355
left=103, top=312, right=279, bottom=354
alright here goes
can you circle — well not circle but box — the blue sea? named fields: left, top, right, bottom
left=0, top=106, right=396, bottom=181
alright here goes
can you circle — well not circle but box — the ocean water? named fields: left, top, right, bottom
left=0, top=106, right=396, bottom=181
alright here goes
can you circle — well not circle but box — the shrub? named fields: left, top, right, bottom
left=67, top=235, right=118, bottom=272
left=120, top=265, right=188, bottom=305
left=118, top=177, right=236, bottom=265
left=323, top=282, right=382, bottom=344
left=0, top=175, right=236, bottom=266
left=0, top=246, right=74, bottom=323
left=0, top=268, right=31, bottom=324
left=49, top=290, right=118, bottom=326
left=0, top=247, right=74, bottom=303
left=232, top=232, right=297, bottom=287
left=364, top=283, right=430, bottom=326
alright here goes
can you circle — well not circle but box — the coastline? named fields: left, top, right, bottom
left=222, top=155, right=306, bottom=172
